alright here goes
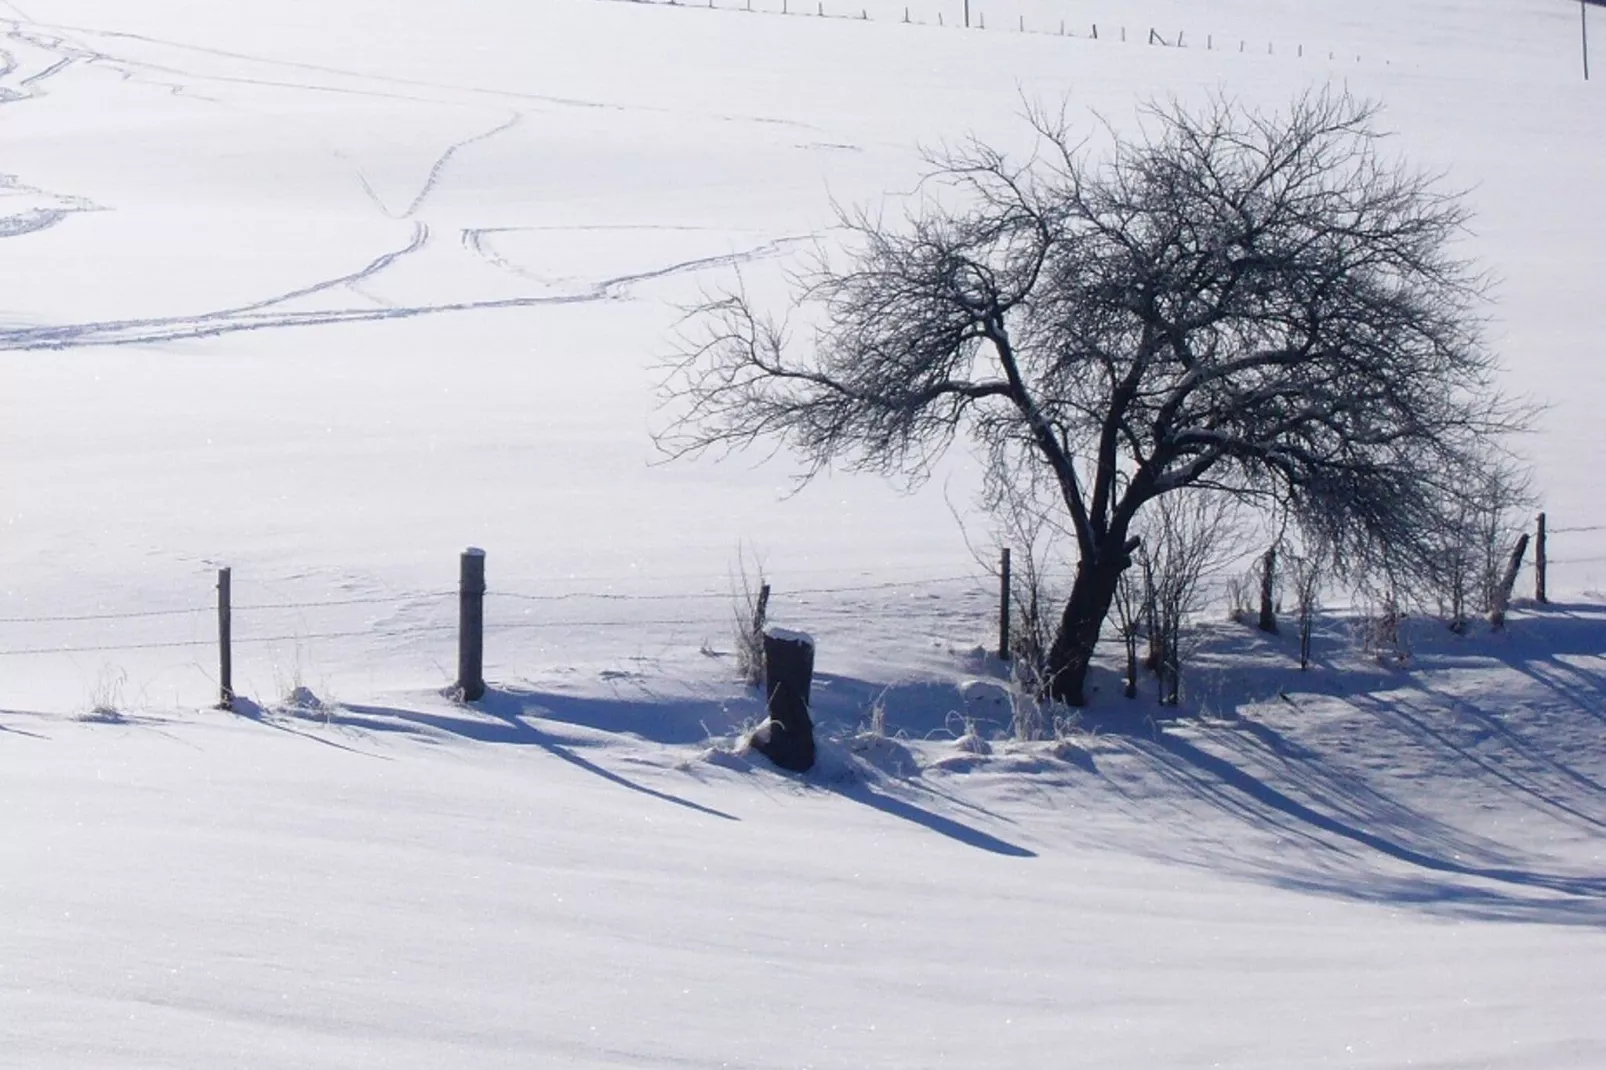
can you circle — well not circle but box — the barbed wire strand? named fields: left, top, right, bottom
left=0, top=625, right=462, bottom=658
left=490, top=617, right=724, bottom=631
left=233, top=592, right=454, bottom=611
left=0, top=605, right=210, bottom=625
left=0, top=576, right=984, bottom=627
left=487, top=574, right=978, bottom=603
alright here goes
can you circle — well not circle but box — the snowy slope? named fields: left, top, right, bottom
left=2, top=1, right=1605, bottom=1065
left=5, top=607, right=1606, bottom=1068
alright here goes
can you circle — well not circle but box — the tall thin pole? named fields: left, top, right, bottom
left=1535, top=512, right=1548, bottom=604
left=998, top=548, right=1012, bottom=661
left=457, top=548, right=486, bottom=701
left=216, top=567, right=233, bottom=711
left=963, top=0, right=969, bottom=28
left=1586, top=0, right=1592, bottom=81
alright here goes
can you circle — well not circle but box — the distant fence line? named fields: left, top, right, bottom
left=0, top=513, right=1593, bottom=704
left=0, top=556, right=992, bottom=703
left=605, top=0, right=1376, bottom=66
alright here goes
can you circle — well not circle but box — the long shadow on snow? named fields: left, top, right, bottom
left=307, top=691, right=741, bottom=822
left=1103, top=606, right=1606, bottom=925
left=335, top=685, right=1033, bottom=854
left=1154, top=732, right=1605, bottom=897
left=1174, top=606, right=1606, bottom=831
left=830, top=780, right=1037, bottom=858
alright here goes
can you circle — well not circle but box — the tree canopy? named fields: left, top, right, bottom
left=660, top=91, right=1525, bottom=704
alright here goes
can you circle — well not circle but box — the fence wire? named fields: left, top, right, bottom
left=0, top=572, right=986, bottom=658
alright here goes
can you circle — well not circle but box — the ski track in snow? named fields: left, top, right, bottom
left=3, top=15, right=825, bottom=129
left=0, top=14, right=823, bottom=350
left=352, top=111, right=525, bottom=220
left=0, top=234, right=813, bottom=350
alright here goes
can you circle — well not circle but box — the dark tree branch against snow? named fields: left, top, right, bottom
left=657, top=91, right=1528, bottom=706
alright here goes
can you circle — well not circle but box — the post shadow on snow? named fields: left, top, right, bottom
left=327, top=691, right=740, bottom=822
left=0, top=709, right=53, bottom=740
left=229, top=696, right=394, bottom=760
left=826, top=777, right=1037, bottom=858
left=732, top=674, right=1037, bottom=856
left=481, top=680, right=1033, bottom=852
left=320, top=678, right=1035, bottom=854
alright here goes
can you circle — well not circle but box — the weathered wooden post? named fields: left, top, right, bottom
left=457, top=548, right=486, bottom=701
left=1489, top=532, right=1530, bottom=631
left=216, top=567, right=233, bottom=711
left=754, top=629, right=816, bottom=772
left=998, top=547, right=1012, bottom=661
left=1535, top=512, right=1548, bottom=604
left=1257, top=546, right=1279, bottom=633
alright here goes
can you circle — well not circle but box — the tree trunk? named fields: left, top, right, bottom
left=1045, top=551, right=1126, bottom=706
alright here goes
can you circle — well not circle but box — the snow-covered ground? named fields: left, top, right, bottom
left=3, top=0, right=1604, bottom=1065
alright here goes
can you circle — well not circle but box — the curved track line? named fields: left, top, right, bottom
left=226, top=223, right=430, bottom=314
left=0, top=234, right=811, bottom=351
left=399, top=112, right=522, bottom=219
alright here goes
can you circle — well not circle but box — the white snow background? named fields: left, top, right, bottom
left=2, top=0, right=1604, bottom=1066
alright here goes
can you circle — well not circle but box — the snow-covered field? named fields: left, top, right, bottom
left=3, top=0, right=1604, bottom=1065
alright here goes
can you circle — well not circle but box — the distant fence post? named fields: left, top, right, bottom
left=216, top=567, right=233, bottom=711
left=1583, top=0, right=1592, bottom=81
left=1536, top=512, right=1548, bottom=604
left=458, top=548, right=486, bottom=701
left=998, top=548, right=1012, bottom=661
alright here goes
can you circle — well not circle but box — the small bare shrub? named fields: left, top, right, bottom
left=729, top=549, right=770, bottom=687
left=1141, top=494, right=1238, bottom=707
left=1358, top=587, right=1410, bottom=665
left=1290, top=553, right=1322, bottom=670
left=1112, top=567, right=1145, bottom=699
left=82, top=664, right=128, bottom=723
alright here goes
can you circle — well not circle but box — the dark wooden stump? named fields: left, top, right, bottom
left=753, top=629, right=816, bottom=772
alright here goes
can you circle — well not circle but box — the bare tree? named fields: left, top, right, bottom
left=659, top=90, right=1525, bottom=705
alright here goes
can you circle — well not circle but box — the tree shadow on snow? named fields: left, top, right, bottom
left=1109, top=603, right=1606, bottom=927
